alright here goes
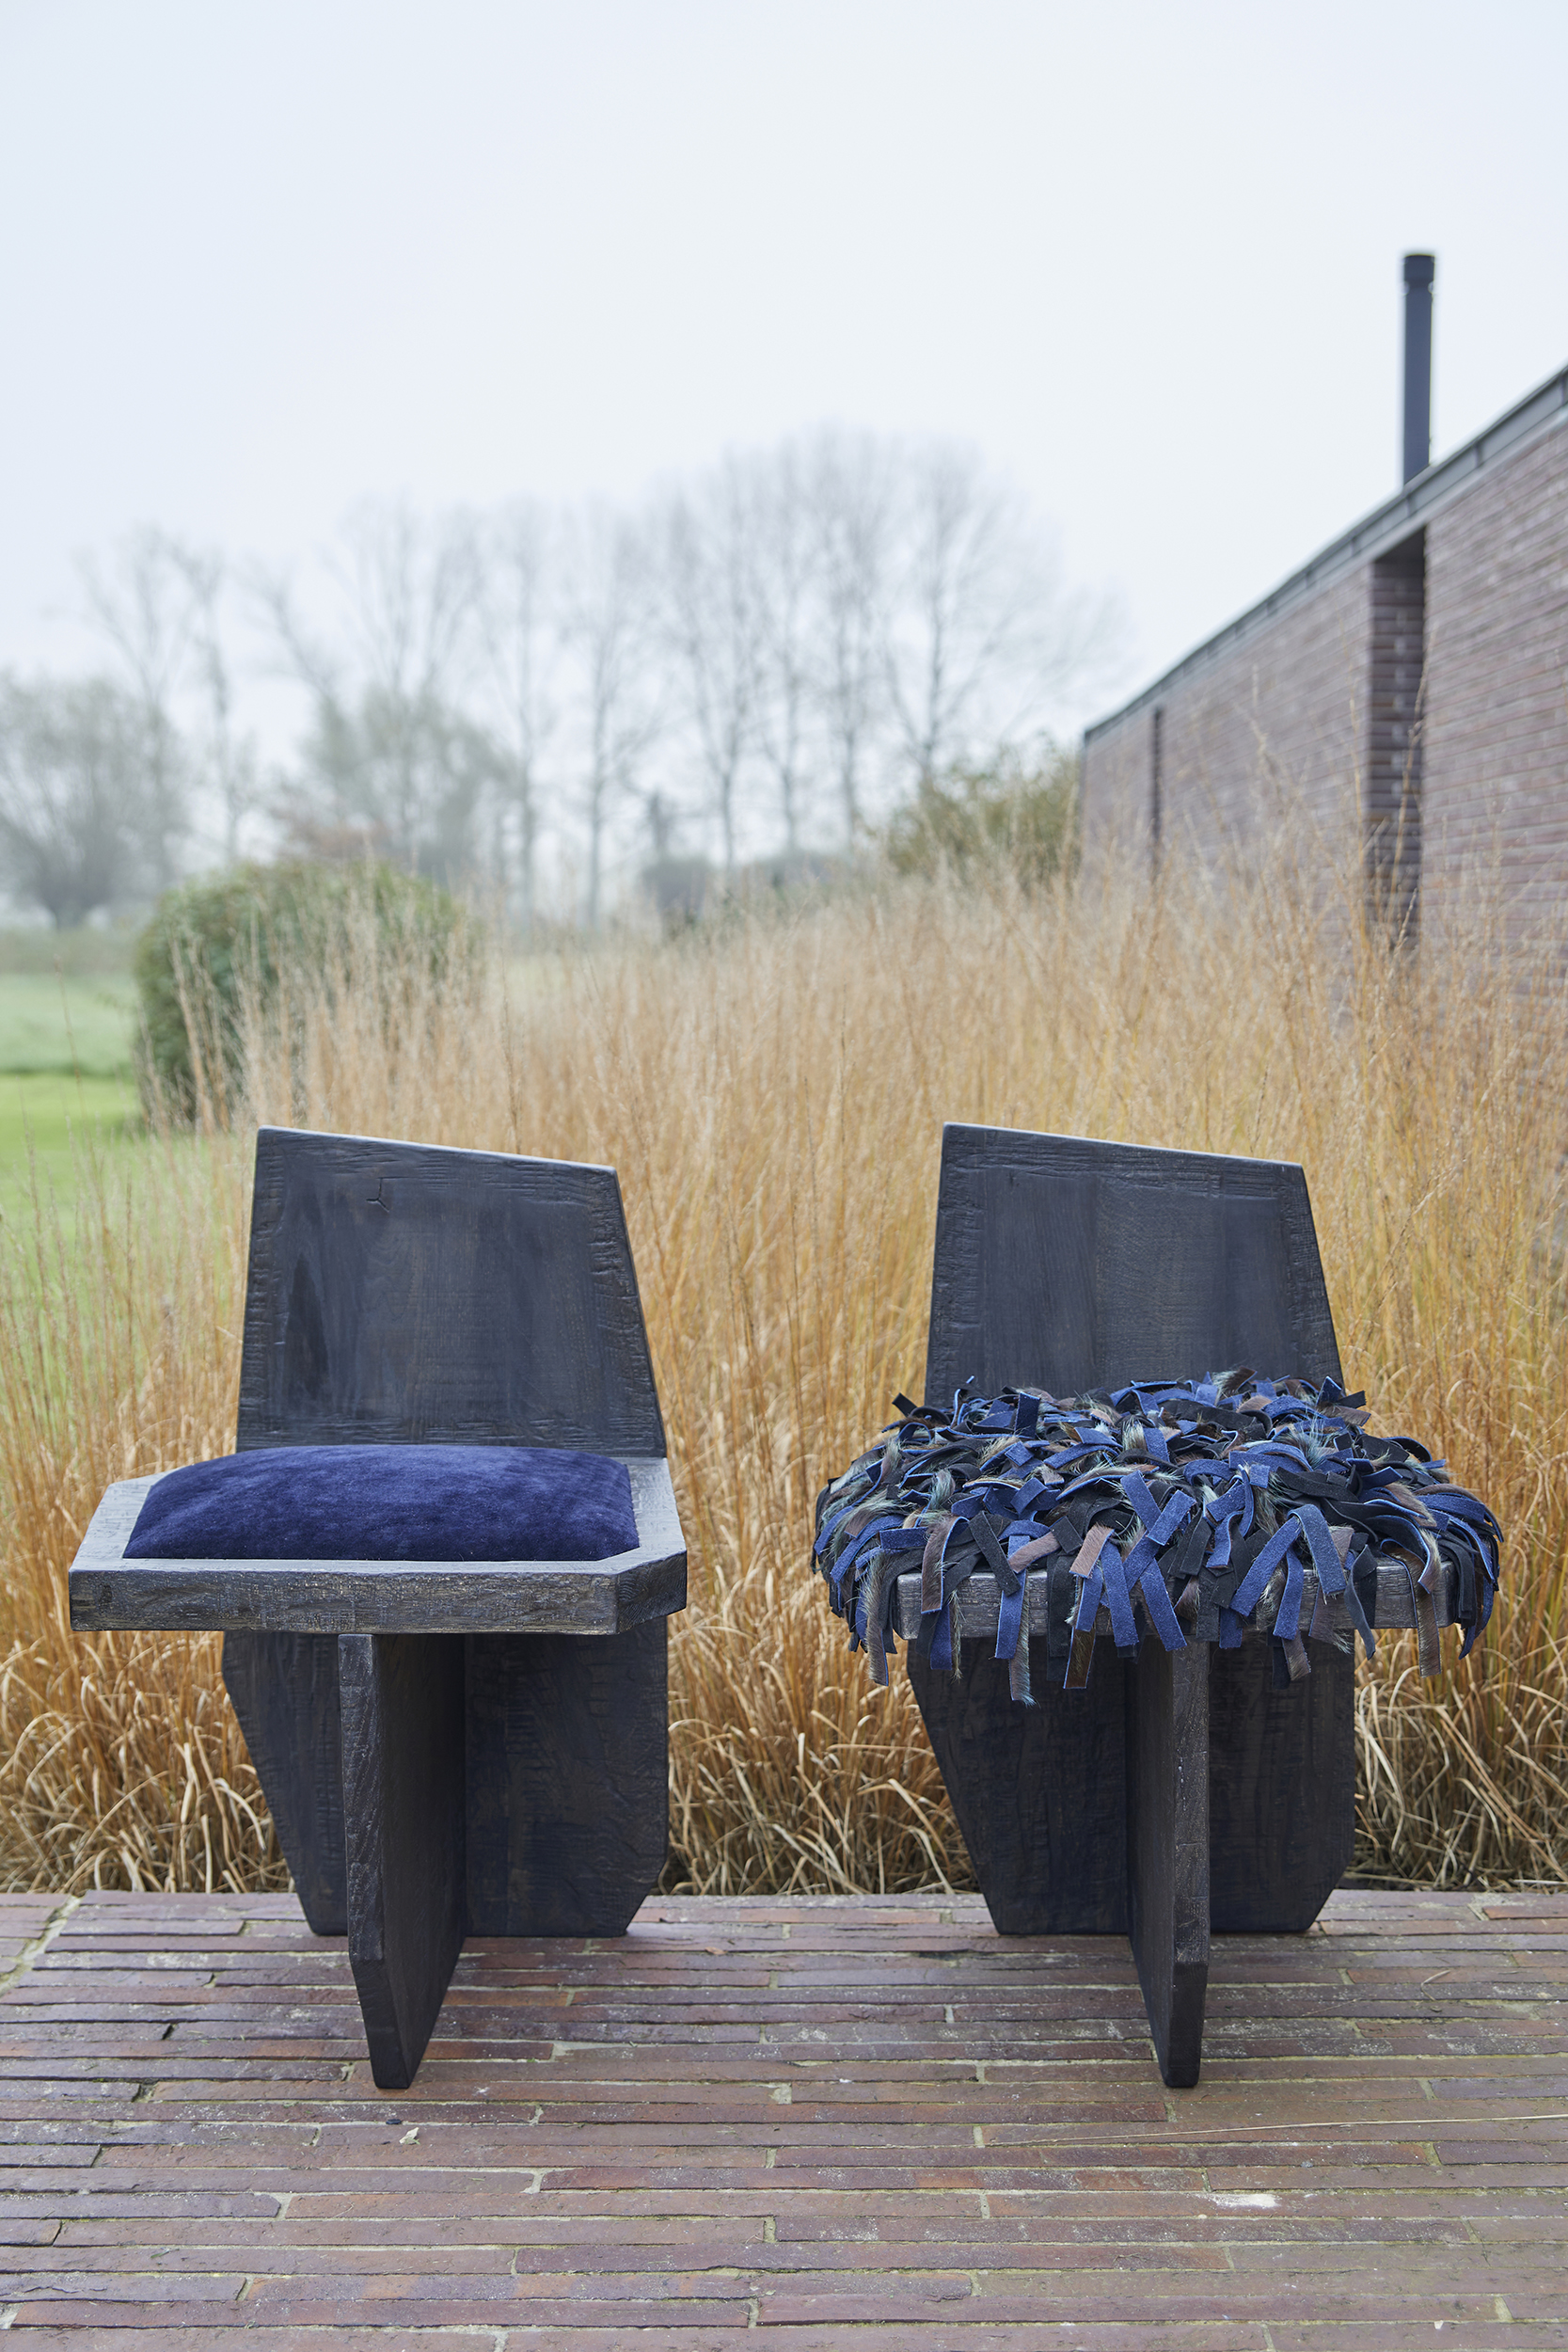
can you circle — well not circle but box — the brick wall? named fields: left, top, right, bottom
left=1082, top=400, right=1568, bottom=939
left=1082, top=571, right=1368, bottom=882
left=1364, top=540, right=1425, bottom=931
left=1423, top=419, right=1568, bottom=936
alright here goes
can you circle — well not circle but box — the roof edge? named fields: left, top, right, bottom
left=1084, top=358, right=1568, bottom=746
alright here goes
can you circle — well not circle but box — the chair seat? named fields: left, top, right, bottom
left=125, top=1443, right=639, bottom=1564
left=890, top=1558, right=1457, bottom=1644
left=71, top=1453, right=684, bottom=1636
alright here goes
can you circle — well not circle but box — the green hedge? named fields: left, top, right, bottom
left=134, top=859, right=474, bottom=1120
left=883, top=747, right=1079, bottom=889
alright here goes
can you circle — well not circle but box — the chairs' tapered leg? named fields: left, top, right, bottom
left=465, top=1620, right=668, bottom=1936
left=1209, top=1645, right=1355, bottom=1931
left=223, top=1630, right=347, bottom=1935
left=338, top=1632, right=467, bottom=2091
left=1126, top=1640, right=1211, bottom=2089
left=906, top=1644, right=1130, bottom=1934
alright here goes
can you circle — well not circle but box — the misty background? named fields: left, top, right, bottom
left=2, top=0, right=1565, bottom=926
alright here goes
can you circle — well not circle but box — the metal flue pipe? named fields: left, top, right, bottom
left=1402, top=252, right=1435, bottom=485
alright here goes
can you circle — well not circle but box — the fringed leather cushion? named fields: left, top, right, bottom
left=125, top=1443, right=639, bottom=1564
left=812, top=1374, right=1501, bottom=1706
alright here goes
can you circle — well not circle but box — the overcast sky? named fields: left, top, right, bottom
left=3, top=0, right=1565, bottom=739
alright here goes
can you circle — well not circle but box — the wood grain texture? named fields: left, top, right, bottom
left=917, top=1120, right=1354, bottom=1951
left=1126, top=1641, right=1211, bottom=2089
left=1208, top=1636, right=1356, bottom=1931
left=923, top=1124, right=1343, bottom=1407
left=906, top=1644, right=1130, bottom=1933
left=910, top=1122, right=1356, bottom=2088
left=338, top=1630, right=467, bottom=2091
left=69, top=1125, right=685, bottom=2093
left=465, top=1620, right=668, bottom=1935
left=219, top=1630, right=346, bottom=1935
left=237, top=1127, right=666, bottom=1455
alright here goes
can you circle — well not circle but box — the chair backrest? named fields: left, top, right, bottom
left=924, top=1124, right=1340, bottom=1406
left=236, top=1126, right=665, bottom=1455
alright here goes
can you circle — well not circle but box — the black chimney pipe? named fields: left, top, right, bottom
left=1402, top=252, right=1435, bottom=485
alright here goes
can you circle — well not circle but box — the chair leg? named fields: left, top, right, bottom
left=338, top=1632, right=467, bottom=2091
left=222, top=1630, right=347, bottom=1935
left=1126, top=1640, right=1211, bottom=2089
left=906, top=1643, right=1130, bottom=1934
left=1208, top=1644, right=1355, bottom=1931
left=464, top=1620, right=668, bottom=1936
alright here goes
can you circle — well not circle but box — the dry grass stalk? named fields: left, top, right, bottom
left=0, top=1120, right=285, bottom=1892
left=2, top=844, right=1564, bottom=1895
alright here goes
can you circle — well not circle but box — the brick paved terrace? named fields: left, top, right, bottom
left=1, top=1887, right=1565, bottom=2347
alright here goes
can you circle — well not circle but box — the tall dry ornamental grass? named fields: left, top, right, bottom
left=2, top=844, right=1566, bottom=1896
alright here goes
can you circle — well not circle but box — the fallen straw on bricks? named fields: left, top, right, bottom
left=811, top=1372, right=1502, bottom=1706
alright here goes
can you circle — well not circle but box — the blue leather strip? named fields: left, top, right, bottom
left=1229, top=1515, right=1304, bottom=1618
left=813, top=1375, right=1502, bottom=1707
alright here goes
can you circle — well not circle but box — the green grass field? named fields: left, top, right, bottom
left=0, top=973, right=141, bottom=1220
left=0, top=974, right=138, bottom=1076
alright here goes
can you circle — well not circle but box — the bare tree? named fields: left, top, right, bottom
left=328, top=500, right=483, bottom=723
left=40, top=439, right=1119, bottom=914
left=882, top=442, right=1117, bottom=788
left=808, top=433, right=889, bottom=849
left=745, top=445, right=817, bottom=855
left=170, top=544, right=257, bottom=864
left=0, top=675, right=154, bottom=926
left=476, top=502, right=555, bottom=930
left=76, top=527, right=196, bottom=884
left=262, top=501, right=490, bottom=880
left=659, top=464, right=758, bottom=874
left=560, top=508, right=658, bottom=926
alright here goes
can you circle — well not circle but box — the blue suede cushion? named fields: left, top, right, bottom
left=123, top=1444, right=639, bottom=1564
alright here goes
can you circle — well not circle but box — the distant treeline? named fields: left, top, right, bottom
left=0, top=432, right=1118, bottom=930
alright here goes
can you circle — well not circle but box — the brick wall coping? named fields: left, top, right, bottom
left=1085, top=356, right=1568, bottom=745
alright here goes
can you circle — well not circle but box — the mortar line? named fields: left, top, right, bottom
left=0, top=1896, right=80, bottom=1994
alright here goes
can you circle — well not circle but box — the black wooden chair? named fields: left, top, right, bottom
left=71, top=1126, right=685, bottom=2090
left=897, top=1123, right=1358, bottom=2086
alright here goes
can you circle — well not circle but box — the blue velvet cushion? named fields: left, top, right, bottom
left=123, top=1444, right=639, bottom=1564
